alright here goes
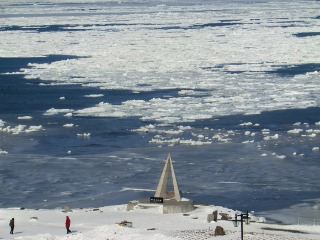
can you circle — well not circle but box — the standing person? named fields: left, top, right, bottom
left=65, top=216, right=72, bottom=234
left=9, top=218, right=14, bottom=234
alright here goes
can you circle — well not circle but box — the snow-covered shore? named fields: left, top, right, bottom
left=1, top=203, right=320, bottom=240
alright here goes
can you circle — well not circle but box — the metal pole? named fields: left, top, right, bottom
left=241, top=214, right=244, bottom=240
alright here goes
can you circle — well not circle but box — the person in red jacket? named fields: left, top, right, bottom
left=65, top=216, right=72, bottom=234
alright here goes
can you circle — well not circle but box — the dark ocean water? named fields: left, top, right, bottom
left=1, top=56, right=320, bottom=224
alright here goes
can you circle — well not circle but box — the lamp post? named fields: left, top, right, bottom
left=233, top=211, right=250, bottom=240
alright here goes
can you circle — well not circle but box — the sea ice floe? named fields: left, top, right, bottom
left=1, top=0, right=320, bottom=157
left=3, top=0, right=319, bottom=129
left=0, top=149, right=8, bottom=155
left=75, top=102, right=132, bottom=118
left=179, top=139, right=211, bottom=145
left=60, top=191, right=72, bottom=196
left=25, top=125, right=43, bottom=133
left=0, top=124, right=43, bottom=134
left=178, top=90, right=206, bottom=96
left=44, top=108, right=74, bottom=116
left=132, top=124, right=156, bottom=133
left=287, top=129, right=303, bottom=134
left=77, top=133, right=91, bottom=137
left=84, top=94, right=104, bottom=98
left=163, top=130, right=183, bottom=135
left=17, top=116, right=33, bottom=120
left=240, top=122, right=253, bottom=126
left=242, top=140, right=254, bottom=143
left=197, top=134, right=205, bottom=139
left=178, top=125, right=192, bottom=130
left=149, top=138, right=180, bottom=145
left=263, top=134, right=279, bottom=141
left=0, top=120, right=6, bottom=127
left=211, top=134, right=231, bottom=143
left=63, top=123, right=74, bottom=127
left=308, top=133, right=317, bottom=138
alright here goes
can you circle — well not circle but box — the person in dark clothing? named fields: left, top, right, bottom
left=9, top=218, right=14, bottom=234
left=66, top=216, right=72, bottom=234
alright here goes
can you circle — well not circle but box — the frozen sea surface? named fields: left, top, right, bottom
left=1, top=0, right=320, bottom=224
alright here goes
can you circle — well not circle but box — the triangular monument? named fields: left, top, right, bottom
left=127, top=153, right=195, bottom=214
left=154, top=153, right=181, bottom=201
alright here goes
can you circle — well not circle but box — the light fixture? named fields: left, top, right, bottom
left=233, top=211, right=250, bottom=240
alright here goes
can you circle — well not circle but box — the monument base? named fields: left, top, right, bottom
left=127, top=199, right=195, bottom=214
left=163, top=199, right=195, bottom=214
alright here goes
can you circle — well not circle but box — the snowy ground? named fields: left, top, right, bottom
left=1, top=203, right=320, bottom=240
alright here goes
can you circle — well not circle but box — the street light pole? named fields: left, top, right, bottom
left=233, top=211, right=250, bottom=240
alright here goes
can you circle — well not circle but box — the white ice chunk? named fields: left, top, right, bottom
left=0, top=120, right=6, bottom=127
left=149, top=138, right=180, bottom=144
left=0, top=149, right=8, bottom=155
left=18, top=116, right=33, bottom=120
left=178, top=126, right=192, bottom=130
left=63, top=124, right=74, bottom=127
left=179, top=139, right=211, bottom=145
left=84, top=94, right=104, bottom=98
left=264, top=134, right=279, bottom=141
left=0, top=124, right=43, bottom=134
left=163, top=130, right=183, bottom=135
left=242, top=140, right=254, bottom=143
left=44, top=108, right=74, bottom=116
left=25, top=125, right=43, bottom=133
left=77, top=133, right=91, bottom=137
left=240, top=122, right=253, bottom=126
left=287, top=129, right=303, bottom=134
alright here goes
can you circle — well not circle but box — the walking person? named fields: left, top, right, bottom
left=9, top=218, right=14, bottom=234
left=65, top=216, right=72, bottom=234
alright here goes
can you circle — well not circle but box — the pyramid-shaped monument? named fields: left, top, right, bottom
left=154, top=153, right=181, bottom=201
left=127, top=153, right=195, bottom=214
